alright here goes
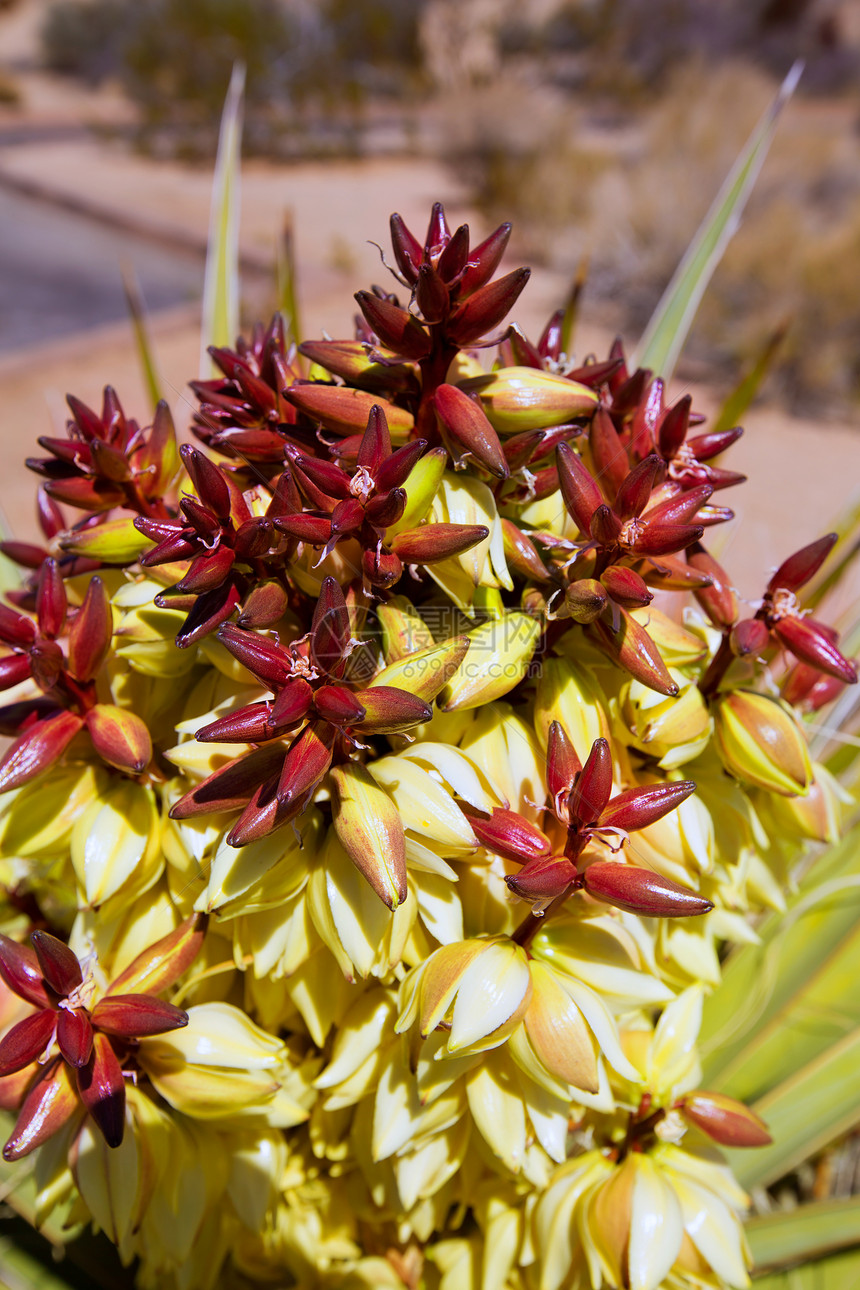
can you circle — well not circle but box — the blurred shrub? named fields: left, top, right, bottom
left=41, top=0, right=425, bottom=155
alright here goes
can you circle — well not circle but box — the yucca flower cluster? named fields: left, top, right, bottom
left=0, top=203, right=854, bottom=1290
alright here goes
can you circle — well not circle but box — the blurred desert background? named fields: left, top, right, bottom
left=1, top=0, right=860, bottom=603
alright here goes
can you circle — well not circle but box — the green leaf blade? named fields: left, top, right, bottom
left=200, top=60, right=245, bottom=375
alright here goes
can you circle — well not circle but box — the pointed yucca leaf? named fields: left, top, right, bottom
left=633, top=62, right=802, bottom=380
left=746, top=1196, right=860, bottom=1274
left=710, top=319, right=789, bottom=438
left=200, top=60, right=245, bottom=375
left=699, top=817, right=860, bottom=1096
left=726, top=1025, right=860, bottom=1190
left=277, top=209, right=302, bottom=344
left=121, top=261, right=162, bottom=409
left=750, top=1246, right=860, bottom=1290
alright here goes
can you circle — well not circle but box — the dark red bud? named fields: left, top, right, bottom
left=688, top=545, right=738, bottom=628
left=37, top=488, right=65, bottom=540
left=276, top=720, right=336, bottom=810
left=633, top=521, right=704, bottom=557
left=569, top=738, right=613, bottom=826
left=731, top=617, right=770, bottom=658
left=0, top=1009, right=57, bottom=1075
left=291, top=454, right=352, bottom=501
left=374, top=439, right=428, bottom=492
left=590, top=505, right=623, bottom=546
left=273, top=513, right=333, bottom=545
left=644, top=484, right=713, bottom=527
left=657, top=395, right=692, bottom=459
left=233, top=518, right=274, bottom=562
left=415, top=262, right=450, bottom=323
left=0, top=604, right=36, bottom=648
left=363, top=547, right=403, bottom=590
left=547, top=721, right=582, bottom=819
left=565, top=579, right=608, bottom=624
left=196, top=700, right=279, bottom=744
left=557, top=442, right=603, bottom=536
left=463, top=806, right=551, bottom=864
left=424, top=201, right=451, bottom=257
left=357, top=404, right=393, bottom=473
left=169, top=744, right=286, bottom=819
left=57, top=1007, right=94, bottom=1067
left=216, top=624, right=293, bottom=689
left=505, top=855, right=577, bottom=902
left=458, top=222, right=512, bottom=296
left=179, top=444, right=232, bottom=522
left=3, top=1057, right=79, bottom=1160
left=589, top=406, right=630, bottom=498
left=175, top=545, right=235, bottom=595
left=600, top=565, right=652, bottom=609
left=446, top=268, right=531, bottom=346
left=68, top=576, right=112, bottom=682
left=310, top=577, right=352, bottom=672
left=0, top=542, right=49, bottom=570
left=435, top=384, right=508, bottom=479
left=354, top=292, right=432, bottom=360
left=391, top=524, right=489, bottom=564
left=237, top=580, right=290, bottom=629
left=615, top=455, right=662, bottom=521
left=768, top=533, right=837, bottom=594
left=0, top=654, right=32, bottom=692
left=76, top=1032, right=125, bottom=1148
left=355, top=685, right=432, bottom=733
left=389, top=212, right=423, bottom=284
left=313, top=684, right=367, bottom=726
left=773, top=615, right=857, bottom=684
left=0, top=935, right=52, bottom=1008
left=687, top=425, right=744, bottom=460
left=581, top=862, right=712, bottom=916
left=364, top=489, right=407, bottom=529
left=501, top=519, right=550, bottom=581
left=31, top=931, right=83, bottom=996
left=174, top=579, right=242, bottom=649
left=91, top=994, right=188, bottom=1038
left=36, top=559, right=67, bottom=640
left=599, top=779, right=696, bottom=833
left=0, top=710, right=84, bottom=794
left=437, top=223, right=470, bottom=283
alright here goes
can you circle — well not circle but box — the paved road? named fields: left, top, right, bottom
left=0, top=186, right=203, bottom=352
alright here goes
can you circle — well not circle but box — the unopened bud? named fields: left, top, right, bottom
left=713, top=689, right=812, bottom=796
left=679, top=1090, right=771, bottom=1147
left=434, top=384, right=508, bottom=479
left=286, top=384, right=414, bottom=440
left=331, top=763, right=407, bottom=909
left=463, top=365, right=598, bottom=434
left=566, top=579, right=607, bottom=623
left=505, top=855, right=577, bottom=902
left=582, top=861, right=712, bottom=917
left=86, top=704, right=152, bottom=774
left=354, top=292, right=432, bottom=360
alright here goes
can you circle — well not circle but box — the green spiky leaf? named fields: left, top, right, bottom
left=200, top=61, right=245, bottom=375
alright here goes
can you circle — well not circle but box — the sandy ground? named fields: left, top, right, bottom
left=0, top=14, right=859, bottom=609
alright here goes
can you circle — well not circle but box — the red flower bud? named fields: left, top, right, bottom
left=237, top=579, right=290, bottom=630
left=589, top=406, right=629, bottom=499
left=565, top=579, right=608, bottom=624
left=557, top=442, right=603, bottom=536
left=179, top=444, right=231, bottom=522
left=0, top=1009, right=57, bottom=1075
left=600, top=565, right=652, bottom=609
left=3, top=1057, right=79, bottom=1160
left=446, top=268, right=531, bottom=346
left=354, top=292, right=432, bottom=359
left=365, top=489, right=407, bottom=529
left=458, top=222, right=512, bottom=296
left=768, top=533, right=837, bottom=594
left=76, top=1032, right=125, bottom=1148
left=216, top=624, right=293, bottom=689
left=363, top=547, right=403, bottom=589
left=357, top=404, right=393, bottom=473
left=36, top=559, right=67, bottom=640
left=615, top=455, right=662, bottom=521
left=175, top=580, right=242, bottom=649
left=657, top=395, right=692, bottom=459
left=374, top=439, right=428, bottom=493
left=435, top=384, right=508, bottom=479
left=424, top=201, right=451, bottom=258
left=679, top=1091, right=772, bottom=1147
left=313, top=684, right=367, bottom=726
left=31, top=931, right=83, bottom=996
left=591, top=505, right=623, bottom=546
left=415, top=262, right=450, bottom=323
left=569, top=738, right=613, bottom=826
left=598, top=779, right=696, bottom=833
left=389, top=212, right=423, bottom=284
left=91, top=994, right=188, bottom=1038
left=688, top=545, right=738, bottom=628
left=0, top=710, right=84, bottom=794
left=686, top=425, right=744, bottom=460
left=773, top=615, right=857, bottom=685
left=464, top=806, right=551, bottom=864
left=644, top=484, right=713, bottom=528
left=291, top=454, right=352, bottom=501
left=501, top=520, right=550, bottom=581
left=0, top=654, right=32, bottom=692
left=197, top=700, right=280, bottom=744
left=437, top=222, right=470, bottom=283
left=57, top=1007, right=94, bottom=1068
left=86, top=704, right=153, bottom=775
left=310, top=577, right=352, bottom=673
left=276, top=720, right=336, bottom=811
left=505, top=855, right=577, bottom=902
left=355, top=686, right=433, bottom=733
left=44, top=476, right=126, bottom=512
left=731, top=617, right=770, bottom=658
left=0, top=935, right=52, bottom=1008
left=169, top=743, right=287, bottom=818
left=68, top=576, right=112, bottom=682
left=0, top=604, right=36, bottom=648
left=590, top=611, right=678, bottom=696
left=632, top=520, right=704, bottom=558
left=391, top=524, right=489, bottom=564
left=547, top=721, right=582, bottom=818
left=581, top=862, right=712, bottom=916
left=273, top=513, right=333, bottom=545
